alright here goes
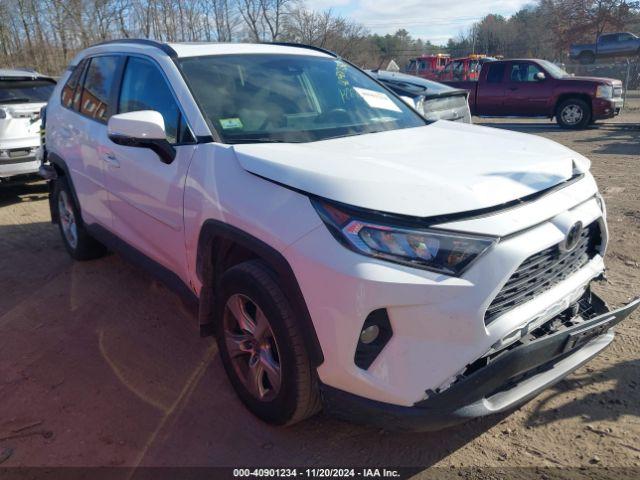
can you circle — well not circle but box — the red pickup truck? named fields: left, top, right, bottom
left=442, top=58, right=624, bottom=128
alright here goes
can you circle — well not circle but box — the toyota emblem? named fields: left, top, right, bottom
left=560, top=221, right=583, bottom=252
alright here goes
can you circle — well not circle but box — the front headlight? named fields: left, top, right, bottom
left=596, top=85, right=613, bottom=99
left=313, top=200, right=498, bottom=276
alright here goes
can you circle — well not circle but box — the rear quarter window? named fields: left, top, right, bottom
left=486, top=63, right=505, bottom=83
left=61, top=62, right=85, bottom=109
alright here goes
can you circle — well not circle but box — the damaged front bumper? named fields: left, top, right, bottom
left=321, top=291, right=640, bottom=431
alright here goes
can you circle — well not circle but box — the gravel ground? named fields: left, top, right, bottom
left=0, top=93, right=638, bottom=477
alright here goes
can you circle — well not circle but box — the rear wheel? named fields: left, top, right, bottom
left=53, top=177, right=106, bottom=260
left=214, top=260, right=321, bottom=425
left=556, top=98, right=591, bottom=129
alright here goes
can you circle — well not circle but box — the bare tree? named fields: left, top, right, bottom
left=204, top=0, right=240, bottom=41
left=237, top=0, right=264, bottom=40
left=259, top=0, right=290, bottom=41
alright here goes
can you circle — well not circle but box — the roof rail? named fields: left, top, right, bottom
left=92, top=38, right=178, bottom=58
left=267, top=42, right=338, bottom=58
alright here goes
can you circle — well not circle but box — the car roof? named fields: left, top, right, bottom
left=167, top=42, right=334, bottom=58
left=75, top=39, right=335, bottom=62
left=367, top=70, right=456, bottom=94
left=0, top=68, right=53, bottom=80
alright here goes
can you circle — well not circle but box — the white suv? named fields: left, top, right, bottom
left=42, top=40, right=638, bottom=430
left=1, top=69, right=55, bottom=181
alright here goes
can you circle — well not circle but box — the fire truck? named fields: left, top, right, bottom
left=406, top=54, right=450, bottom=80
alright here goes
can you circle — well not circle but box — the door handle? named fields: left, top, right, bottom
left=103, top=152, right=120, bottom=168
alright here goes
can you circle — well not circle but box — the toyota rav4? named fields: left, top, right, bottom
left=1, top=68, right=55, bottom=181
left=41, top=40, right=639, bottom=430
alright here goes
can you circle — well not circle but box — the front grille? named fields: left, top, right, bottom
left=484, top=221, right=601, bottom=325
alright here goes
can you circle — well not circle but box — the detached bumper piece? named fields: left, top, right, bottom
left=322, top=292, right=640, bottom=431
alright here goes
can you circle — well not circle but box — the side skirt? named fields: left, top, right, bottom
left=86, top=223, right=198, bottom=313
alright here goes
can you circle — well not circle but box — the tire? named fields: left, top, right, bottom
left=53, top=176, right=107, bottom=260
left=579, top=51, right=595, bottom=65
left=214, top=260, right=321, bottom=425
left=556, top=98, right=591, bottom=129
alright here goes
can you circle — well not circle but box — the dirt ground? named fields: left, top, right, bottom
left=0, top=93, right=639, bottom=477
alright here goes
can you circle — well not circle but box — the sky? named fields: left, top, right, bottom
left=305, top=0, right=534, bottom=45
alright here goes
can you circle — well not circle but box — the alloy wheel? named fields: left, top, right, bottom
left=561, top=104, right=583, bottom=125
left=58, top=190, right=78, bottom=249
left=223, top=293, right=282, bottom=401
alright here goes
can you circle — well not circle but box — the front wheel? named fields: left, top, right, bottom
left=214, top=260, right=321, bottom=425
left=556, top=98, right=591, bottom=129
left=53, top=177, right=106, bottom=260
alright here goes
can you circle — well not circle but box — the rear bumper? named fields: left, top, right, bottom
left=322, top=294, right=639, bottom=431
left=0, top=156, right=39, bottom=179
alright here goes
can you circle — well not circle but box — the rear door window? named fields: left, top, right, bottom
left=599, top=34, right=615, bottom=44
left=78, top=55, right=120, bottom=123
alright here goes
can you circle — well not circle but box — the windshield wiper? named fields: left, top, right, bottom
left=0, top=97, right=32, bottom=104
left=229, top=137, right=288, bottom=144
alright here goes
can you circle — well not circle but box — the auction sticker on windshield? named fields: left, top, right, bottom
left=354, top=87, right=401, bottom=112
left=220, top=117, right=244, bottom=129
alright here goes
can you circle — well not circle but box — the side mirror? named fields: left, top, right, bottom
left=534, top=72, right=546, bottom=81
left=107, top=110, right=175, bottom=164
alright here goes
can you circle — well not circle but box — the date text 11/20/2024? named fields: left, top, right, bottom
left=233, top=468, right=403, bottom=478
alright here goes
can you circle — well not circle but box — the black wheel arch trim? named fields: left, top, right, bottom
left=47, top=153, right=82, bottom=225
left=196, top=219, right=324, bottom=366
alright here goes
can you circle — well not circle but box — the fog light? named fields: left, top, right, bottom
left=354, top=309, right=393, bottom=370
left=360, top=325, right=380, bottom=344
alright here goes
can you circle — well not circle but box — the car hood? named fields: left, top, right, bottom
left=233, top=121, right=589, bottom=218
left=564, top=76, right=622, bottom=86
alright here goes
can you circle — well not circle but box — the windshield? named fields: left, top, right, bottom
left=0, top=79, right=55, bottom=104
left=537, top=60, right=570, bottom=79
left=178, top=54, right=426, bottom=144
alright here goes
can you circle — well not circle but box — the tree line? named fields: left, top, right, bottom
left=0, top=0, right=638, bottom=76
left=445, top=0, right=640, bottom=61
